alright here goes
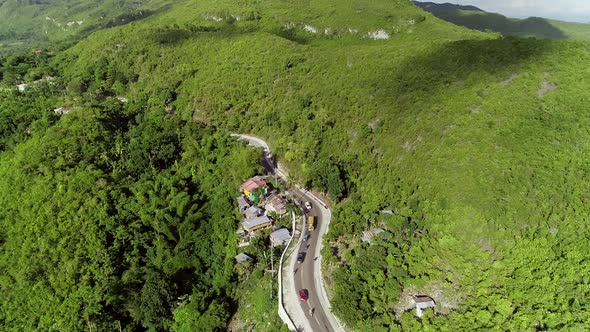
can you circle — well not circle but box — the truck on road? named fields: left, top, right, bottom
left=308, top=216, right=316, bottom=232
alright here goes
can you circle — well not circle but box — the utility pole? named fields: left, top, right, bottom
left=271, top=244, right=275, bottom=299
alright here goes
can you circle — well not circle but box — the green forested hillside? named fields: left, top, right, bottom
left=0, top=0, right=172, bottom=54
left=414, top=1, right=590, bottom=40
left=0, top=55, right=284, bottom=330
left=2, top=0, right=590, bottom=331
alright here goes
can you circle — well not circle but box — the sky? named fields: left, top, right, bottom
left=429, top=0, right=590, bottom=23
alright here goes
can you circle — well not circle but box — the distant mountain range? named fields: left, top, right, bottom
left=415, top=2, right=484, bottom=13
left=414, top=1, right=590, bottom=40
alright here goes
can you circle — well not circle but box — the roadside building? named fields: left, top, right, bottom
left=244, top=206, right=263, bottom=219
left=360, top=228, right=385, bottom=243
left=263, top=193, right=288, bottom=215
left=270, top=228, right=291, bottom=246
left=240, top=177, right=268, bottom=201
left=235, top=253, right=253, bottom=263
left=237, top=196, right=250, bottom=213
left=414, top=296, right=436, bottom=318
left=243, top=215, right=272, bottom=232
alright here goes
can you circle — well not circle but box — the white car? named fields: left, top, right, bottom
left=304, top=201, right=312, bottom=210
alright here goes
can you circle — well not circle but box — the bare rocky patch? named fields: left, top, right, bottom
left=402, top=135, right=423, bottom=152
left=500, top=72, right=518, bottom=87
left=538, top=73, right=558, bottom=97
left=369, top=117, right=380, bottom=131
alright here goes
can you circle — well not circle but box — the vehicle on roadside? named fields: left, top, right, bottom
left=299, top=289, right=309, bottom=301
left=304, top=201, right=312, bottom=210
left=297, top=252, right=306, bottom=263
left=308, top=216, right=316, bottom=232
left=303, top=233, right=310, bottom=242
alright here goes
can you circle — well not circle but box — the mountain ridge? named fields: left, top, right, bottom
left=413, top=0, right=590, bottom=40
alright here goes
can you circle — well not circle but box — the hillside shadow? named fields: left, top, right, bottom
left=373, top=37, right=552, bottom=112
left=417, top=5, right=567, bottom=40
left=518, top=17, right=567, bottom=39
left=79, top=4, right=174, bottom=36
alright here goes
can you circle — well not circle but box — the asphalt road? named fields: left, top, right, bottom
left=290, top=191, right=335, bottom=332
left=232, top=134, right=340, bottom=332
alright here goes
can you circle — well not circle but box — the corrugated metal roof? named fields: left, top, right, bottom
left=240, top=178, right=267, bottom=192
left=235, top=253, right=253, bottom=263
left=242, top=215, right=272, bottom=231
left=270, top=228, right=291, bottom=246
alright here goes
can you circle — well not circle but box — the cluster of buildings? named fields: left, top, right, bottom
left=15, top=76, right=56, bottom=92
left=237, top=176, right=288, bottom=233
left=235, top=176, right=291, bottom=263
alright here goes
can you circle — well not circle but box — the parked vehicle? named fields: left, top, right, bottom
left=304, top=201, right=312, bottom=210
left=297, top=252, right=306, bottom=263
left=299, top=289, right=309, bottom=301
left=308, top=216, right=316, bottom=232
left=303, top=233, right=310, bottom=242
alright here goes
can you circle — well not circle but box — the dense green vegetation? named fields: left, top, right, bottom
left=3, top=0, right=590, bottom=331
left=415, top=1, right=590, bottom=40
left=0, top=0, right=172, bottom=55
left=0, top=54, right=291, bottom=330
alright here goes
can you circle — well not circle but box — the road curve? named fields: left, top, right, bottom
left=232, top=134, right=345, bottom=332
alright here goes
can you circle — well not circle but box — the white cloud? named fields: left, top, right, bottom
left=427, top=0, right=590, bottom=23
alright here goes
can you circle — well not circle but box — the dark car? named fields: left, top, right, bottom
left=303, top=233, right=310, bottom=242
left=299, top=289, right=309, bottom=301
left=297, top=252, right=306, bottom=263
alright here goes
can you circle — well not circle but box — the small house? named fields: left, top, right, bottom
left=243, top=215, right=272, bottom=232
left=237, top=196, right=250, bottom=212
left=53, top=107, right=72, bottom=115
left=264, top=193, right=288, bottom=215
left=270, top=228, right=291, bottom=246
left=414, top=296, right=435, bottom=318
left=244, top=206, right=263, bottom=219
left=17, top=83, right=28, bottom=92
left=235, top=253, right=253, bottom=263
left=240, top=177, right=268, bottom=201
left=361, top=228, right=385, bottom=243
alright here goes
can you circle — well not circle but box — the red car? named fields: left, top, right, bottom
left=299, top=289, right=309, bottom=301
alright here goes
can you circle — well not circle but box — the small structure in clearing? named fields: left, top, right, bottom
left=414, top=296, right=436, bottom=318
left=53, top=107, right=73, bottom=115
left=361, top=228, right=385, bottom=243
left=235, top=253, right=253, bottom=263
left=17, top=83, right=28, bottom=92
left=270, top=228, right=291, bottom=247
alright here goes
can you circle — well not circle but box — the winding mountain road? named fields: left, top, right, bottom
left=232, top=134, right=345, bottom=332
